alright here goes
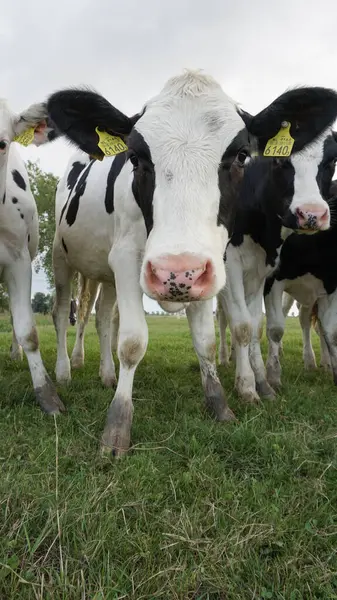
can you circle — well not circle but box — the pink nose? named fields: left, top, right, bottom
left=296, top=204, right=330, bottom=231
left=144, top=253, right=215, bottom=301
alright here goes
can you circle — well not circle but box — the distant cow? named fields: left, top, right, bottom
left=216, top=132, right=337, bottom=403
left=0, top=99, right=64, bottom=414
left=42, top=71, right=337, bottom=455
left=264, top=182, right=337, bottom=387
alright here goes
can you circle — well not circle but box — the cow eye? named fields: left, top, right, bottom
left=237, top=150, right=249, bottom=165
left=0, top=140, right=7, bottom=150
left=129, top=153, right=139, bottom=169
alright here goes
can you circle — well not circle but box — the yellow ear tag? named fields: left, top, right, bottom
left=13, top=127, right=35, bottom=147
left=95, top=127, right=128, bottom=157
left=263, top=121, right=294, bottom=157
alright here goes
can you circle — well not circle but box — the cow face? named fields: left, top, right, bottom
left=45, top=72, right=337, bottom=302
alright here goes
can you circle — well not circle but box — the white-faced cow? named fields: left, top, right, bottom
left=42, top=71, right=337, bottom=455
left=0, top=99, right=64, bottom=414
left=264, top=180, right=337, bottom=388
left=216, top=131, right=337, bottom=404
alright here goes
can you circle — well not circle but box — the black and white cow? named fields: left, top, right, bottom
left=281, top=293, right=331, bottom=371
left=216, top=132, right=337, bottom=403
left=264, top=181, right=337, bottom=387
left=0, top=99, right=64, bottom=414
left=41, top=71, right=337, bottom=455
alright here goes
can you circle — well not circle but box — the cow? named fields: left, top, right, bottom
left=281, top=293, right=331, bottom=371
left=40, top=71, right=337, bottom=455
left=0, top=98, right=64, bottom=414
left=216, top=131, right=337, bottom=404
left=264, top=183, right=337, bottom=388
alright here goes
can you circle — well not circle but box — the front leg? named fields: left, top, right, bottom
left=4, top=250, right=65, bottom=414
left=265, top=280, right=286, bottom=390
left=247, top=286, right=276, bottom=400
left=10, top=314, right=23, bottom=361
left=186, top=300, right=235, bottom=421
left=101, top=245, right=148, bottom=457
left=216, top=298, right=230, bottom=367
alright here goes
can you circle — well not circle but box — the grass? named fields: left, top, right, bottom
left=0, top=314, right=337, bottom=599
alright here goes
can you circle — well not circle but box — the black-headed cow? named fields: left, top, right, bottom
left=217, top=132, right=337, bottom=403
left=42, top=71, right=337, bottom=455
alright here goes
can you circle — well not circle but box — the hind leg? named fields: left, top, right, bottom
left=52, top=237, right=74, bottom=384
left=10, top=314, right=23, bottom=361
left=96, top=282, right=117, bottom=387
left=71, top=279, right=100, bottom=369
left=299, top=304, right=317, bottom=370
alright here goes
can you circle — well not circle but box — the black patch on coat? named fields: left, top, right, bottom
left=2, top=193, right=5, bottom=204
left=65, top=160, right=95, bottom=227
left=20, top=213, right=24, bottom=219
left=223, top=157, right=295, bottom=268
left=62, top=237, right=68, bottom=253
left=128, top=129, right=155, bottom=236
left=12, top=197, right=18, bottom=204
left=12, top=169, right=26, bottom=190
left=67, top=161, right=87, bottom=191
left=104, top=153, right=127, bottom=214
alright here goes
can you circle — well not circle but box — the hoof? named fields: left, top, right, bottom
left=204, top=375, right=236, bottom=421
left=304, top=361, right=317, bottom=371
left=35, top=375, right=66, bottom=415
left=320, top=362, right=331, bottom=372
left=99, top=369, right=117, bottom=388
left=236, top=387, right=260, bottom=404
left=100, top=399, right=133, bottom=458
left=256, top=380, right=276, bottom=400
left=71, top=355, right=84, bottom=369
left=10, top=346, right=23, bottom=361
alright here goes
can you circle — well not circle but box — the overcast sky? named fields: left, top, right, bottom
left=4, top=0, right=336, bottom=311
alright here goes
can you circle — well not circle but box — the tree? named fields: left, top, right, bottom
left=32, top=292, right=53, bottom=314
left=26, top=160, right=59, bottom=290
left=0, top=286, right=9, bottom=312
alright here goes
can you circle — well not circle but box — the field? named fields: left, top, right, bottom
left=0, top=314, right=336, bottom=599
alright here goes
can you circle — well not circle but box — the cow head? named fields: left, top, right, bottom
left=36, top=72, right=337, bottom=302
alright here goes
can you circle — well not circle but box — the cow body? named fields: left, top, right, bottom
left=264, top=194, right=337, bottom=387
left=43, top=71, right=337, bottom=455
left=217, top=134, right=337, bottom=403
left=0, top=99, right=64, bottom=414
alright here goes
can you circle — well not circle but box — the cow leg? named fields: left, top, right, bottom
left=71, top=279, right=99, bottom=369
left=316, top=320, right=331, bottom=370
left=247, top=287, right=276, bottom=400
left=216, top=298, right=230, bottom=366
left=95, top=282, right=117, bottom=387
left=265, top=281, right=285, bottom=390
left=186, top=299, right=235, bottom=421
left=52, top=239, right=74, bottom=384
left=317, top=295, right=337, bottom=383
left=10, top=314, right=23, bottom=361
left=101, top=247, right=148, bottom=457
left=219, top=247, right=259, bottom=403
left=111, top=300, right=119, bottom=353
left=299, top=304, right=317, bottom=370
left=4, top=250, right=65, bottom=414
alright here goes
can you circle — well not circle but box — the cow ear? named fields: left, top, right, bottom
left=46, top=88, right=134, bottom=159
left=242, top=87, right=337, bottom=154
left=13, top=103, right=58, bottom=147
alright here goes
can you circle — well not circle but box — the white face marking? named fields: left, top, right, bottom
left=135, top=71, right=246, bottom=297
left=290, top=131, right=332, bottom=223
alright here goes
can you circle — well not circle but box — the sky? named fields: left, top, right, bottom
left=3, top=0, right=336, bottom=312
